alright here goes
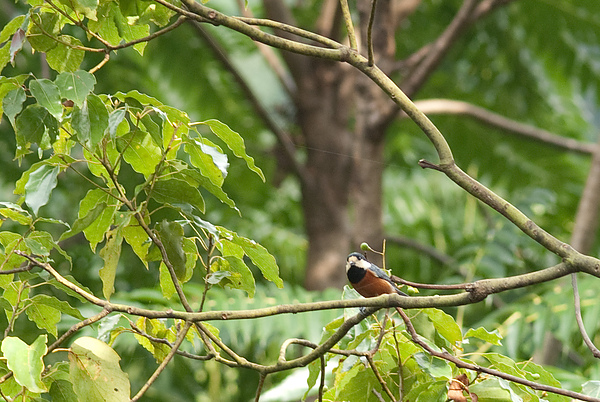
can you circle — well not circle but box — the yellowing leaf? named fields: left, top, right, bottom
left=69, top=337, right=130, bottom=401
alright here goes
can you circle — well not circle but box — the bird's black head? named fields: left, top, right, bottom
left=346, top=252, right=370, bottom=273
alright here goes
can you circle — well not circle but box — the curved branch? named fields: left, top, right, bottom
left=411, top=99, right=595, bottom=155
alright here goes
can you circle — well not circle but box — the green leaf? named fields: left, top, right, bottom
left=156, top=220, right=186, bottom=281
left=582, top=381, right=600, bottom=398
left=24, top=230, right=55, bottom=256
left=46, top=35, right=85, bottom=72
left=0, top=201, right=32, bottom=225
left=78, top=189, right=119, bottom=252
left=0, top=75, right=28, bottom=115
left=0, top=15, right=26, bottom=44
left=217, top=228, right=283, bottom=288
left=465, top=327, right=503, bottom=346
left=414, top=380, right=448, bottom=402
left=185, top=138, right=225, bottom=187
left=211, top=256, right=255, bottom=297
left=29, top=78, right=63, bottom=121
left=2, top=86, right=26, bottom=127
left=1, top=335, right=48, bottom=393
left=413, top=352, right=452, bottom=379
left=15, top=104, right=58, bottom=150
left=27, top=12, right=59, bottom=52
left=59, top=0, right=98, bottom=20
left=0, top=42, right=10, bottom=73
left=26, top=299, right=61, bottom=337
left=59, top=201, right=107, bottom=241
left=113, top=90, right=162, bottom=107
left=122, top=216, right=150, bottom=269
left=30, top=294, right=84, bottom=320
left=55, top=70, right=96, bottom=107
left=200, top=119, right=265, bottom=181
left=150, top=178, right=205, bottom=213
left=112, top=11, right=149, bottom=55
left=69, top=337, right=130, bottom=401
left=99, top=226, right=123, bottom=300
left=108, top=108, right=127, bottom=138
left=468, top=378, right=513, bottom=401
left=24, top=164, right=60, bottom=215
left=117, top=130, right=162, bottom=177
left=72, top=94, right=108, bottom=147
left=158, top=262, right=176, bottom=299
left=49, top=379, right=78, bottom=402
left=423, top=308, right=463, bottom=345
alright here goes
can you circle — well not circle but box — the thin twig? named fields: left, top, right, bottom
left=318, top=355, right=325, bottom=402
left=339, top=0, right=358, bottom=49
left=0, top=264, right=34, bottom=274
left=255, top=373, right=267, bottom=402
left=366, top=354, right=396, bottom=401
left=571, top=273, right=600, bottom=357
left=129, top=321, right=214, bottom=361
left=131, top=321, right=193, bottom=401
left=48, top=308, right=111, bottom=353
left=411, top=99, right=595, bottom=155
left=366, top=0, right=378, bottom=66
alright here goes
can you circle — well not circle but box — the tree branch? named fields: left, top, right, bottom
left=411, top=99, right=595, bottom=155
left=400, top=0, right=479, bottom=97
left=188, top=21, right=309, bottom=184
left=398, top=309, right=600, bottom=402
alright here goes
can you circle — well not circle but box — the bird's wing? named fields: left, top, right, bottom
left=370, top=265, right=407, bottom=296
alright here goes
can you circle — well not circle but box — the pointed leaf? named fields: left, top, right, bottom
left=465, top=327, right=503, bottom=346
left=59, top=201, right=107, bottom=241
left=185, top=139, right=224, bottom=187
left=29, top=78, right=63, bottom=121
left=31, top=294, right=84, bottom=320
left=217, top=227, right=282, bottom=288
left=150, top=178, right=205, bottom=213
left=211, top=256, right=255, bottom=297
left=15, top=104, right=57, bottom=147
left=0, top=15, right=26, bottom=44
left=423, top=308, right=463, bottom=345
left=24, top=164, right=60, bottom=215
left=156, top=220, right=186, bottom=281
left=2, top=86, right=26, bottom=127
left=99, top=226, right=123, bottom=300
left=78, top=189, right=119, bottom=251
left=27, top=12, right=59, bottom=52
left=201, top=119, right=264, bottom=181
left=9, top=29, right=26, bottom=64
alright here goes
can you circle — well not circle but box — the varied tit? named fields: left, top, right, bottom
left=346, top=252, right=407, bottom=298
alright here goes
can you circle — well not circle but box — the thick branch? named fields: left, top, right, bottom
left=18, top=252, right=587, bottom=322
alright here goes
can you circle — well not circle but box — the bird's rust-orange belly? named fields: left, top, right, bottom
left=353, top=270, right=397, bottom=298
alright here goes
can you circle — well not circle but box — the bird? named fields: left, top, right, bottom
left=346, top=252, right=407, bottom=298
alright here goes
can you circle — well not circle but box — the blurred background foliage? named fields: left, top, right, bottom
left=1, top=0, right=600, bottom=400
